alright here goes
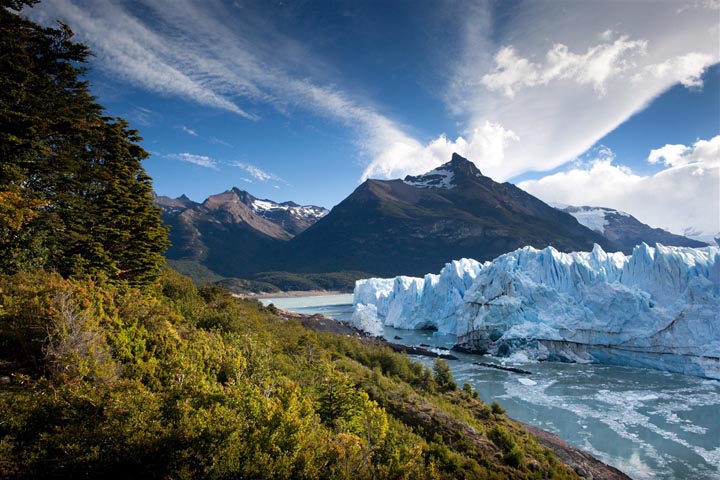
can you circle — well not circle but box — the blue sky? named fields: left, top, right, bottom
left=31, top=0, right=719, bottom=236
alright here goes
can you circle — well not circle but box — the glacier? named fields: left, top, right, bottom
left=352, top=244, right=720, bottom=379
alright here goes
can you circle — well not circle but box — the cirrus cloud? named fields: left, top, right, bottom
left=229, top=161, right=287, bottom=184
left=165, top=153, right=217, bottom=169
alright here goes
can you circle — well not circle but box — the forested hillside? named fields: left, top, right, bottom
left=0, top=2, right=599, bottom=479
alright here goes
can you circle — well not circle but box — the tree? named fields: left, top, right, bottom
left=0, top=0, right=168, bottom=284
left=433, top=358, right=457, bottom=393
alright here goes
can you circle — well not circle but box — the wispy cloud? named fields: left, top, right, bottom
left=166, top=153, right=217, bottom=169
left=32, top=1, right=256, bottom=119
left=164, top=153, right=284, bottom=184
left=229, top=161, right=287, bottom=184
left=127, top=105, right=156, bottom=126
left=180, top=125, right=198, bottom=137
left=210, top=137, right=234, bottom=148
left=32, top=0, right=418, bottom=168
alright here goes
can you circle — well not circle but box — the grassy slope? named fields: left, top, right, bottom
left=0, top=268, right=580, bottom=479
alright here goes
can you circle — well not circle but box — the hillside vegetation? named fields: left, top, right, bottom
left=0, top=269, right=580, bottom=479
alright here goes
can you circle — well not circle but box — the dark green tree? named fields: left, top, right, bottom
left=0, top=0, right=167, bottom=284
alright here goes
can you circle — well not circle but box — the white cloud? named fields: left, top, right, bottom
left=481, top=36, right=648, bottom=97
left=433, top=1, right=720, bottom=183
left=635, top=52, right=713, bottom=88
left=166, top=153, right=217, bottom=169
left=181, top=125, right=198, bottom=136
left=229, top=161, right=286, bottom=184
left=361, top=122, right=518, bottom=180
left=649, top=136, right=720, bottom=168
left=518, top=136, right=720, bottom=236
left=648, top=144, right=691, bottom=167
left=368, top=3, right=717, bottom=184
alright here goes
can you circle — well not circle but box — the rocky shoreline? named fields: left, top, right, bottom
left=280, top=308, right=630, bottom=480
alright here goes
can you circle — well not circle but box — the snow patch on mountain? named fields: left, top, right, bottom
left=554, top=204, right=630, bottom=234
left=352, top=244, right=720, bottom=378
left=251, top=199, right=328, bottom=219
left=403, top=167, right=456, bottom=189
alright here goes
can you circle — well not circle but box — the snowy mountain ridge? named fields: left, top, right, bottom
left=551, top=204, right=630, bottom=235
left=352, top=243, right=720, bottom=378
left=251, top=199, right=328, bottom=221
left=552, top=203, right=707, bottom=250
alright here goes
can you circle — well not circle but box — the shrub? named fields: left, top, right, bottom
left=491, top=401, right=505, bottom=415
left=433, top=359, right=457, bottom=393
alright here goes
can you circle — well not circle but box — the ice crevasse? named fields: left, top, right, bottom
left=352, top=244, right=720, bottom=379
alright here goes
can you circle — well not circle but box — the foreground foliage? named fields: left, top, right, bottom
left=0, top=269, right=579, bottom=479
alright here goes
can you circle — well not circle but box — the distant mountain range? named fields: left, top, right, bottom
left=156, top=153, right=706, bottom=288
left=553, top=205, right=707, bottom=250
left=155, top=189, right=327, bottom=278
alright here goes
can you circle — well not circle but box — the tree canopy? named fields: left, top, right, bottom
left=0, top=0, right=167, bottom=285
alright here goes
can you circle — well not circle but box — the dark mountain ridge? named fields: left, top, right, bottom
left=275, top=153, right=619, bottom=277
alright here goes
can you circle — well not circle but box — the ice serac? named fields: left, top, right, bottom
left=352, top=244, right=720, bottom=379
left=353, top=258, right=483, bottom=334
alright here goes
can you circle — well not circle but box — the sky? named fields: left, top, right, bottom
left=29, top=0, right=720, bottom=237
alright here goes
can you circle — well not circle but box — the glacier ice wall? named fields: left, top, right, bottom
left=352, top=244, right=720, bottom=379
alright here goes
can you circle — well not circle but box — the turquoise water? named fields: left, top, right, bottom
left=263, top=295, right=720, bottom=480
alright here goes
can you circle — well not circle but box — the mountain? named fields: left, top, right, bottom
left=353, top=243, right=720, bottom=379
left=554, top=204, right=708, bottom=250
left=278, top=153, right=620, bottom=277
left=155, top=188, right=327, bottom=277
left=163, top=153, right=709, bottom=283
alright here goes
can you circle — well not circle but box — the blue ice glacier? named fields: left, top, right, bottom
left=352, top=244, right=720, bottom=378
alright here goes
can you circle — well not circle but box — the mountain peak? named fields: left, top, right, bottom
left=230, top=186, right=251, bottom=196
left=402, top=153, right=482, bottom=189
left=446, top=152, right=482, bottom=176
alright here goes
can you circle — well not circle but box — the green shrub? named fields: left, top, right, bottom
left=491, top=401, right=505, bottom=415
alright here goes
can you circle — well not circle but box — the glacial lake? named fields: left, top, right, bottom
left=262, top=294, right=720, bottom=480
